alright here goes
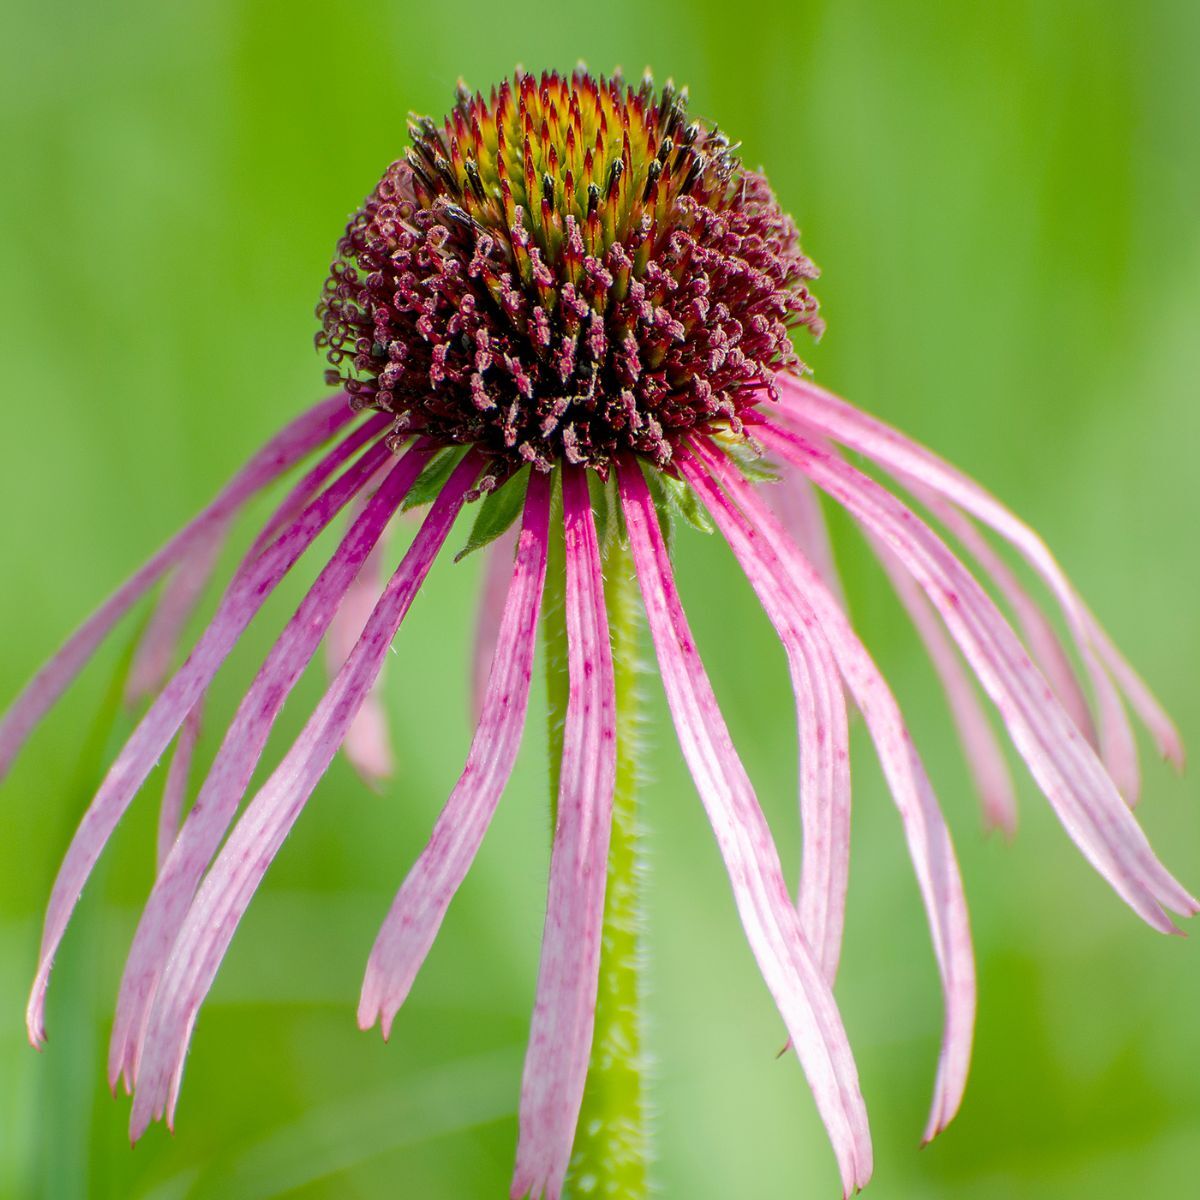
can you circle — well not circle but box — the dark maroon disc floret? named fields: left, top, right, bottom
left=317, top=68, right=823, bottom=478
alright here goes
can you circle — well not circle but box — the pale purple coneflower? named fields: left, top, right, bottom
left=3, top=67, right=1192, bottom=1199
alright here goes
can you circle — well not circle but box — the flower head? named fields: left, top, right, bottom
left=317, top=68, right=820, bottom=474
left=3, top=67, right=1192, bottom=1200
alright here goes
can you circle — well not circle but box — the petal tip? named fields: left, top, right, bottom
left=355, top=995, right=381, bottom=1035
left=919, top=1117, right=946, bottom=1148
left=25, top=992, right=47, bottom=1050
left=982, top=811, right=1018, bottom=842
left=1146, top=905, right=1184, bottom=936
left=841, top=1153, right=874, bottom=1196
left=128, top=1109, right=151, bottom=1145
left=346, top=748, right=395, bottom=789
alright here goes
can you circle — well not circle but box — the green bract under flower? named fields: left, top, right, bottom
left=317, top=68, right=823, bottom=480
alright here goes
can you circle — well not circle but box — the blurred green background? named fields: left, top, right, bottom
left=2, top=1, right=1198, bottom=1197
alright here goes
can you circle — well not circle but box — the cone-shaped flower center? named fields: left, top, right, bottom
left=318, top=69, right=823, bottom=478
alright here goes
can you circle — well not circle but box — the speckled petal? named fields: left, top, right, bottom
left=130, top=453, right=480, bottom=1138
left=26, top=438, right=391, bottom=1049
left=680, top=448, right=851, bottom=983
left=776, top=373, right=1182, bottom=778
left=512, top=468, right=616, bottom=1200
left=763, top=422, right=1197, bottom=933
left=108, top=445, right=431, bottom=1092
left=472, top=528, right=518, bottom=723
left=620, top=460, right=872, bottom=1197
left=358, top=470, right=551, bottom=1038
left=0, top=393, right=356, bottom=781
left=872, top=535, right=1018, bottom=835
left=696, top=439, right=975, bottom=1144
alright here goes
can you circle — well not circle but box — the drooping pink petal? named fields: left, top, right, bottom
left=138, top=416, right=395, bottom=866
left=761, top=422, right=1197, bottom=934
left=678, top=449, right=851, bottom=984
left=907, top=485, right=1097, bottom=748
left=472, top=527, right=518, bottom=723
left=126, top=526, right=227, bottom=707
left=358, top=471, right=551, bottom=1038
left=764, top=466, right=847, bottom=611
left=910, top=486, right=1142, bottom=804
left=870, top=535, right=1018, bottom=835
left=1083, top=607, right=1184, bottom=770
left=107, top=446, right=432, bottom=1093
left=26, top=438, right=393, bottom=1049
left=618, top=460, right=872, bottom=1197
left=130, top=452, right=481, bottom=1138
left=244, top=411, right=393, bottom=561
left=512, top=468, right=616, bottom=1200
left=694, top=439, right=975, bottom=1143
left=325, top=503, right=396, bottom=786
left=774, top=373, right=1183, bottom=772
left=156, top=705, right=202, bottom=873
left=0, top=394, right=357, bottom=782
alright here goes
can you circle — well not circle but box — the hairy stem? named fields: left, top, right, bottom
left=543, top=484, right=649, bottom=1197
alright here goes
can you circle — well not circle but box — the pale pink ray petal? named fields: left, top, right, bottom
left=912, top=487, right=1141, bottom=805
left=619, top=461, right=872, bottom=1197
left=774, top=373, right=1182, bottom=771
left=130, top=453, right=482, bottom=1138
left=326, top=508, right=395, bottom=786
left=765, top=466, right=847, bottom=611
left=156, top=705, right=202, bottom=873
left=761, top=422, right=1197, bottom=932
left=26, top=438, right=392, bottom=1048
left=244, top=411, right=393, bottom=561
left=472, top=527, right=518, bottom=723
left=695, top=439, right=975, bottom=1143
left=678, top=450, right=851, bottom=984
left=107, top=447, right=431, bottom=1093
left=512, top=468, right=616, bottom=1200
left=1083, top=607, right=1184, bottom=770
left=338, top=679, right=393, bottom=785
left=870, top=535, right=1018, bottom=836
left=774, top=384, right=1138, bottom=788
left=908, top=487, right=1097, bottom=747
left=358, top=472, right=551, bottom=1037
left=127, top=525, right=227, bottom=706
left=0, top=393, right=356, bottom=781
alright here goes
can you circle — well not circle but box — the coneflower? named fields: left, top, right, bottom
left=3, top=67, right=1191, bottom=1199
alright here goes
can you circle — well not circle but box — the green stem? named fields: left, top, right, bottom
left=543, top=480, right=649, bottom=1198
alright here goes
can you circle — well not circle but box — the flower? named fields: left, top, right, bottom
left=3, top=67, right=1191, bottom=1199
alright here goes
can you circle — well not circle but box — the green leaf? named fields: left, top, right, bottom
left=713, top=432, right=781, bottom=484
left=401, top=445, right=471, bottom=511
left=587, top=471, right=626, bottom=555
left=640, top=465, right=678, bottom=554
left=657, top=471, right=715, bottom=534
left=639, top=463, right=714, bottom=551
left=455, top=466, right=531, bottom=561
